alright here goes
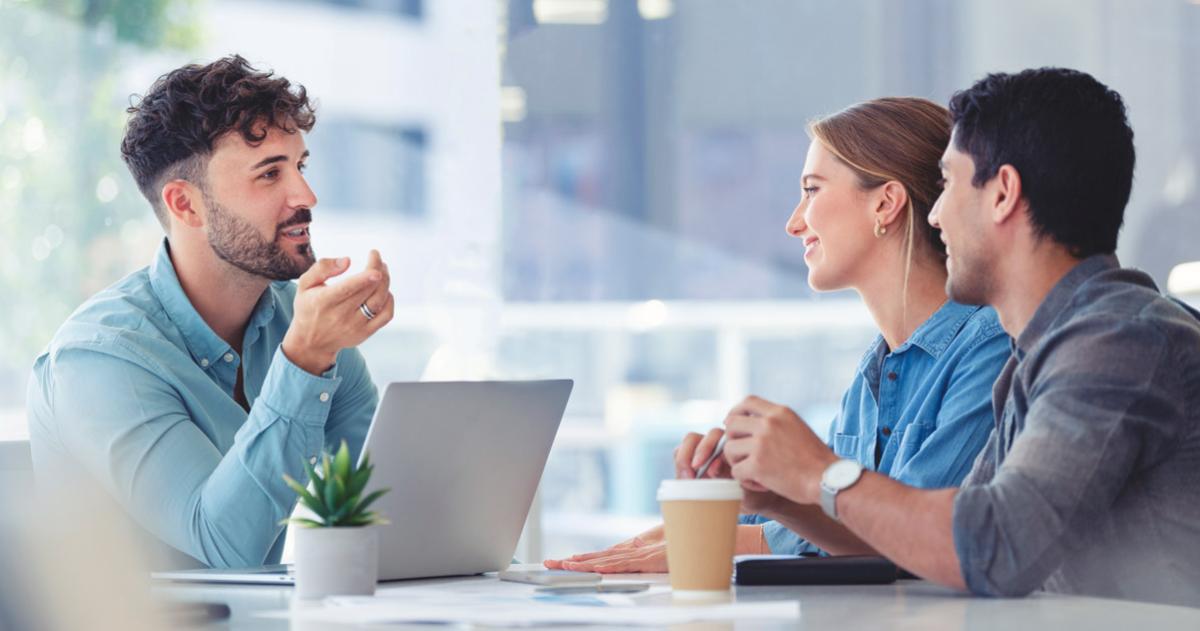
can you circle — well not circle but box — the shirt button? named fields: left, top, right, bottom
left=887, top=372, right=898, bottom=381
left=223, top=353, right=234, bottom=363
left=200, top=358, right=210, bottom=367
left=881, top=427, right=892, bottom=436
left=319, top=392, right=330, bottom=402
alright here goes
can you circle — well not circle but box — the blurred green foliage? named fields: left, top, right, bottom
left=0, top=0, right=201, bottom=394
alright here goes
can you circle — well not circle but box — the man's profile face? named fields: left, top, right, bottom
left=930, top=134, right=995, bottom=306
left=199, top=123, right=317, bottom=281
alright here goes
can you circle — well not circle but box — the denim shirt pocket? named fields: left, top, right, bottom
left=832, top=433, right=860, bottom=459
left=894, top=421, right=932, bottom=469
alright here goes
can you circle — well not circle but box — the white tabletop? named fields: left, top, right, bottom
left=154, top=568, right=1200, bottom=630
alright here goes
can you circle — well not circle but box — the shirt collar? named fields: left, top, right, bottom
left=854, top=300, right=982, bottom=383
left=855, top=334, right=890, bottom=392
left=248, top=280, right=280, bottom=333
left=148, top=238, right=277, bottom=366
left=1015, top=254, right=1120, bottom=354
left=900, top=300, right=982, bottom=358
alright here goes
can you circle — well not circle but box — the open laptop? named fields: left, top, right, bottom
left=153, top=379, right=573, bottom=584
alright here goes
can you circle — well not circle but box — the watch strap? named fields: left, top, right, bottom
left=820, top=459, right=864, bottom=521
left=820, top=479, right=840, bottom=521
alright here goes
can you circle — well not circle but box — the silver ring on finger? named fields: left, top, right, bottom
left=359, top=302, right=377, bottom=321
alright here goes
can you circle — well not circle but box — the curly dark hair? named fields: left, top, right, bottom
left=120, top=54, right=316, bottom=226
left=948, top=67, right=1135, bottom=258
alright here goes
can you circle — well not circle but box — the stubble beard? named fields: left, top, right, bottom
left=945, top=247, right=994, bottom=307
left=204, top=189, right=315, bottom=282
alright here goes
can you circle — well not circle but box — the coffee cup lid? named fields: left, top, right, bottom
left=656, top=479, right=744, bottom=501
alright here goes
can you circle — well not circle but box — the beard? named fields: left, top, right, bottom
left=204, top=190, right=315, bottom=281
left=944, top=247, right=993, bottom=307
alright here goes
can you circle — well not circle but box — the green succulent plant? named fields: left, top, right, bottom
left=282, top=440, right=390, bottom=528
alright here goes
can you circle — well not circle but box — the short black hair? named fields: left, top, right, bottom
left=120, top=54, right=316, bottom=226
left=948, top=67, right=1135, bottom=258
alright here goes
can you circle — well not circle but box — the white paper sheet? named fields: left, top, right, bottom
left=267, top=586, right=800, bottom=627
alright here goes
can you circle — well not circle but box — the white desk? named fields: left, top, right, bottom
left=155, top=569, right=1200, bottom=630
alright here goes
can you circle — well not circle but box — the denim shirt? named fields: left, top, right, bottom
left=953, top=255, right=1200, bottom=607
left=742, top=301, right=1010, bottom=554
left=27, top=239, right=378, bottom=569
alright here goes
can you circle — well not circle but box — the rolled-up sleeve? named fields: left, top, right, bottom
left=952, top=316, right=1182, bottom=597
left=761, top=520, right=821, bottom=555
left=735, top=515, right=820, bottom=556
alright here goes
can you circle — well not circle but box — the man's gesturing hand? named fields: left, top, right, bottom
left=281, top=251, right=394, bottom=375
left=723, top=395, right=838, bottom=505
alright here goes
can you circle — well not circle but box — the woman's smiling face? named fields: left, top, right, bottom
left=785, top=140, right=882, bottom=292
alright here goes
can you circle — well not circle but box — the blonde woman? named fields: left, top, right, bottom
left=546, top=98, right=1010, bottom=571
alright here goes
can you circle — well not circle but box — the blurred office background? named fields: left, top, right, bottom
left=1, top=0, right=1199, bottom=562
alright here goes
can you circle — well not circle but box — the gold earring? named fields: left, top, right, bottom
left=874, top=219, right=887, bottom=238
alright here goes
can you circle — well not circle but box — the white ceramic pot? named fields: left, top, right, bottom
left=293, top=526, right=379, bottom=599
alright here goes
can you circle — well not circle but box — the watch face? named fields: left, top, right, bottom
left=823, top=460, right=863, bottom=489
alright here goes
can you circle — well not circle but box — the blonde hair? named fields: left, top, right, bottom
left=808, top=97, right=951, bottom=326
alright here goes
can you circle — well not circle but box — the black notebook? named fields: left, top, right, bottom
left=735, top=555, right=911, bottom=586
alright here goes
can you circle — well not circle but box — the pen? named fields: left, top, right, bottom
left=693, top=433, right=727, bottom=478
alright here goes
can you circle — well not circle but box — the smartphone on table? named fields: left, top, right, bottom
left=535, top=582, right=651, bottom=594
left=498, top=569, right=602, bottom=586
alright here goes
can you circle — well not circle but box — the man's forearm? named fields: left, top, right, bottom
left=759, top=502, right=878, bottom=556
left=836, top=472, right=965, bottom=589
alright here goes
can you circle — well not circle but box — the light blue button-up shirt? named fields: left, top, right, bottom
left=741, top=301, right=1010, bottom=554
left=27, top=239, right=378, bottom=569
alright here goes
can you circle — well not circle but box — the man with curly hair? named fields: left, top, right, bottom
left=27, top=55, right=394, bottom=569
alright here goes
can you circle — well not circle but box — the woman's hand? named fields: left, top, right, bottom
left=675, top=428, right=730, bottom=479
left=543, top=525, right=667, bottom=573
left=543, top=524, right=769, bottom=573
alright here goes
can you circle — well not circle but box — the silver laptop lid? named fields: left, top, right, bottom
left=152, top=379, right=572, bottom=585
left=362, top=379, right=572, bottom=581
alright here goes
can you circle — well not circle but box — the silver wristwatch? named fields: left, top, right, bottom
left=819, top=459, right=864, bottom=521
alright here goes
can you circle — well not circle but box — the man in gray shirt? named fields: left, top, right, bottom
left=704, top=67, right=1200, bottom=607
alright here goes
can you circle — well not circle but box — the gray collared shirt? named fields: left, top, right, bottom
left=953, top=254, right=1200, bottom=607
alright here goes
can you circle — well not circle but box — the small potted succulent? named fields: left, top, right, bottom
left=282, top=440, right=389, bottom=599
